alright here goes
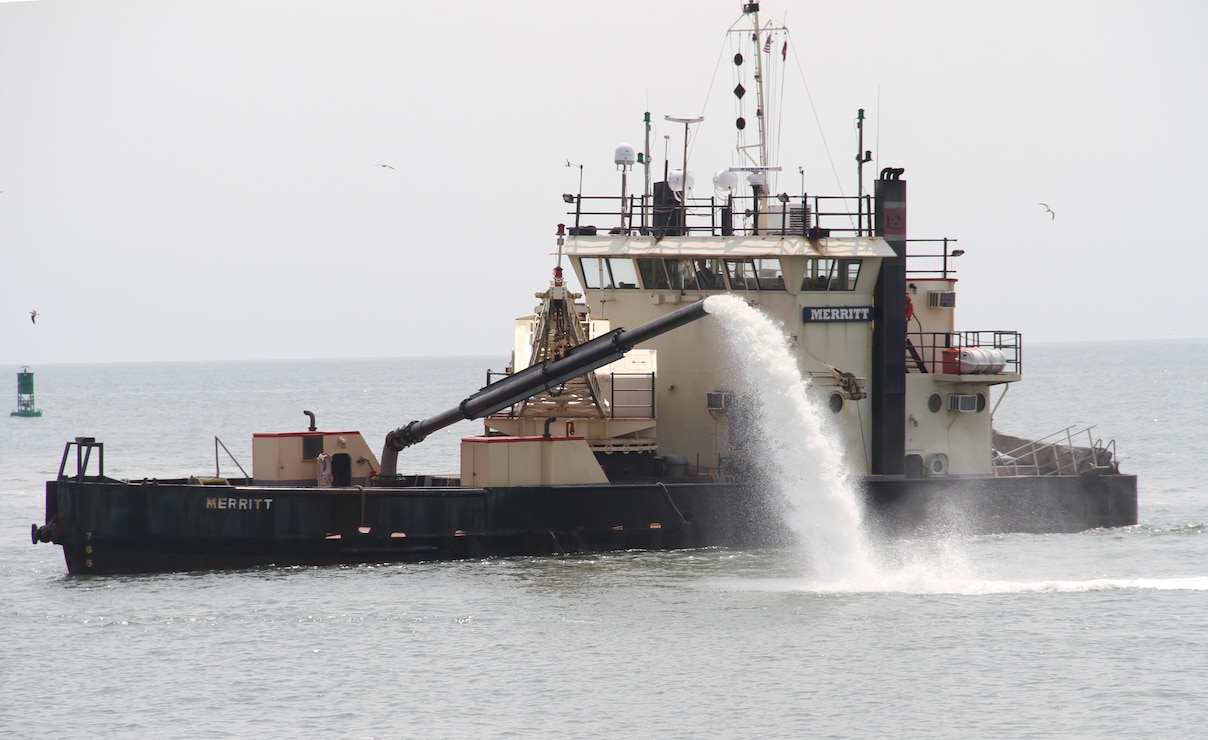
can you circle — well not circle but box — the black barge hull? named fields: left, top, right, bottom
left=38, top=473, right=1138, bottom=574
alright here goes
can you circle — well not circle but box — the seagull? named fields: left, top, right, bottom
left=375, top=163, right=395, bottom=170
left=1039, top=202, right=1055, bottom=220
left=30, top=310, right=37, bottom=324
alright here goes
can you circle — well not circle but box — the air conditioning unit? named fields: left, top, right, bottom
left=706, top=391, right=733, bottom=411
left=788, top=205, right=810, bottom=231
left=762, top=205, right=810, bottom=235
left=928, top=291, right=956, bottom=308
left=947, top=393, right=979, bottom=412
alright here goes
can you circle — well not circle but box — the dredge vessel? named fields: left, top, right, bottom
left=31, top=3, right=1137, bottom=574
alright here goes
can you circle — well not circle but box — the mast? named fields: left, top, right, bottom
left=751, top=6, right=768, bottom=171
left=731, top=3, right=770, bottom=173
left=730, top=3, right=786, bottom=196
left=856, top=108, right=872, bottom=235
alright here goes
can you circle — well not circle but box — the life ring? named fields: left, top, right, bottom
left=905, top=294, right=914, bottom=321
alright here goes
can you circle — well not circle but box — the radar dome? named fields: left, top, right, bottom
left=614, top=143, right=637, bottom=168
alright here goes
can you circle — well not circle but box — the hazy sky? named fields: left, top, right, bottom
left=2, top=0, right=1205, bottom=365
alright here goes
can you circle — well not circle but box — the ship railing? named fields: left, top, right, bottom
left=905, top=238, right=963, bottom=280
left=562, top=192, right=877, bottom=239
left=905, top=331, right=1022, bottom=376
left=993, top=425, right=1120, bottom=477
left=564, top=194, right=964, bottom=277
left=57, top=437, right=104, bottom=481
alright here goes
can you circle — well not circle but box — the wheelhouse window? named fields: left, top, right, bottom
left=800, top=258, right=861, bottom=291
left=637, top=259, right=670, bottom=290
left=638, top=258, right=724, bottom=290
left=664, top=259, right=699, bottom=290
left=724, top=258, right=784, bottom=291
left=580, top=257, right=640, bottom=289
left=693, top=258, right=724, bottom=290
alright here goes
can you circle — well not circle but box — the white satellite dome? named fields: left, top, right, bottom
left=614, top=143, right=637, bottom=168
left=713, top=170, right=739, bottom=195
left=669, top=169, right=695, bottom=193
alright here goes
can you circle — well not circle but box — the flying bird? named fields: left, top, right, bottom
left=1039, top=202, right=1055, bottom=220
left=375, top=163, right=396, bottom=170
left=30, top=310, right=37, bottom=324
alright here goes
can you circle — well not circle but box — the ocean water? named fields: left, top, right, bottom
left=2, top=340, right=1206, bottom=739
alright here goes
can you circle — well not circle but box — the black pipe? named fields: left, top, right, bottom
left=380, top=299, right=711, bottom=474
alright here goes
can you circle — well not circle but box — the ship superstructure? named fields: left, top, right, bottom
left=494, top=3, right=1018, bottom=484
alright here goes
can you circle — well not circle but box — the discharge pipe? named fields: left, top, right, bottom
left=380, top=299, right=712, bottom=475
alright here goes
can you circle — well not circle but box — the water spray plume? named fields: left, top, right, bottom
left=704, top=295, right=878, bottom=583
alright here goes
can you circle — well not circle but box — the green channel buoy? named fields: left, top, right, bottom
left=10, top=367, right=42, bottom=417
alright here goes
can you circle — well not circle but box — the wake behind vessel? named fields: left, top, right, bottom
left=31, top=3, right=1136, bottom=574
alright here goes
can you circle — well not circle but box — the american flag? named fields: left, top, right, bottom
left=763, top=33, right=772, bottom=53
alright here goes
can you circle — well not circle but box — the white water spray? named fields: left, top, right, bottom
left=703, top=295, right=879, bottom=583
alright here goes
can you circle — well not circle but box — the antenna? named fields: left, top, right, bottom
left=665, top=116, right=704, bottom=189
left=565, top=160, right=584, bottom=233
left=615, top=143, right=637, bottom=233
left=663, top=134, right=671, bottom=183
left=665, top=116, right=704, bottom=233
left=565, top=159, right=584, bottom=195
left=855, top=108, right=872, bottom=236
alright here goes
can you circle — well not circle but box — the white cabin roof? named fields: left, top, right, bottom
left=557, top=235, right=897, bottom=259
